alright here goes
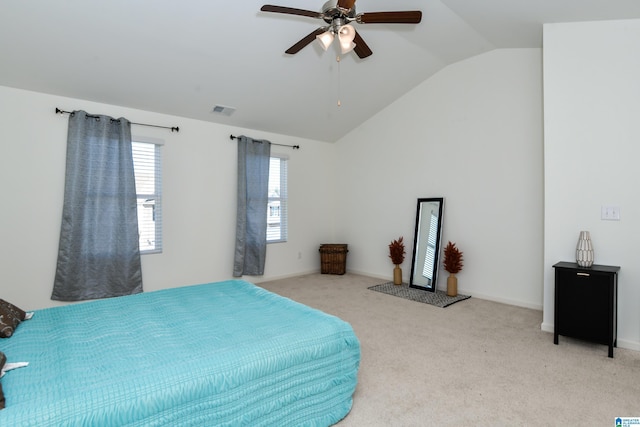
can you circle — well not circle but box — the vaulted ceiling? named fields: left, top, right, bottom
left=2, top=1, right=640, bottom=142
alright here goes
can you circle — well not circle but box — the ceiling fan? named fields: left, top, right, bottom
left=260, top=0, right=422, bottom=58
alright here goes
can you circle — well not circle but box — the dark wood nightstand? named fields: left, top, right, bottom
left=553, top=261, right=620, bottom=357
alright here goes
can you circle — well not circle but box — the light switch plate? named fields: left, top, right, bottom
left=601, top=205, right=620, bottom=220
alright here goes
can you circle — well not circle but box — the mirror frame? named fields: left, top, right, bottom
left=409, top=197, right=445, bottom=292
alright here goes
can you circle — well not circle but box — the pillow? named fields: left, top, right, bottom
left=0, top=299, right=26, bottom=338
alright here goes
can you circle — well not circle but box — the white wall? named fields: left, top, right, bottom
left=10, top=37, right=637, bottom=350
left=0, top=86, right=336, bottom=310
left=543, top=19, right=640, bottom=350
left=333, top=49, right=544, bottom=310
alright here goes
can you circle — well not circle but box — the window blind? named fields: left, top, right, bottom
left=132, top=141, right=162, bottom=253
left=267, top=155, right=288, bottom=242
left=422, top=212, right=438, bottom=279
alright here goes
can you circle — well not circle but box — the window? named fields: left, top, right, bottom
left=267, top=155, right=288, bottom=243
left=132, top=140, right=162, bottom=254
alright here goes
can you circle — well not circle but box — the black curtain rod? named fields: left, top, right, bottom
left=55, top=108, right=179, bottom=132
left=229, top=134, right=300, bottom=150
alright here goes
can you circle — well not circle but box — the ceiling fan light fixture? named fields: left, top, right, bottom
left=340, top=40, right=356, bottom=54
left=261, top=4, right=422, bottom=58
left=316, top=30, right=334, bottom=51
left=338, top=24, right=355, bottom=42
left=338, top=24, right=356, bottom=53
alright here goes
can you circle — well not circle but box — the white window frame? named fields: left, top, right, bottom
left=267, top=154, right=288, bottom=243
left=132, top=136, right=163, bottom=254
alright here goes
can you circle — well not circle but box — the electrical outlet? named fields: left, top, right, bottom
left=601, top=205, right=621, bottom=221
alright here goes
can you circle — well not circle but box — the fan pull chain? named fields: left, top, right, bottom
left=336, top=55, right=342, bottom=107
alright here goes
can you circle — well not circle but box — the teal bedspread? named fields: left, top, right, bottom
left=0, top=280, right=360, bottom=426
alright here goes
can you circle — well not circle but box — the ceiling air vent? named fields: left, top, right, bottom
left=211, top=105, right=236, bottom=116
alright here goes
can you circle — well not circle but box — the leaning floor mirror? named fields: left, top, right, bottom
left=409, top=197, right=444, bottom=292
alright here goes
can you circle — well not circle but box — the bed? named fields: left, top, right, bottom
left=0, top=280, right=360, bottom=426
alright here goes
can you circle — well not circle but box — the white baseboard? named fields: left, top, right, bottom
left=346, top=269, right=390, bottom=281
left=541, top=322, right=640, bottom=352
left=455, top=289, right=543, bottom=311
left=616, top=339, right=640, bottom=352
left=541, top=322, right=554, bottom=333
left=252, top=269, right=321, bottom=284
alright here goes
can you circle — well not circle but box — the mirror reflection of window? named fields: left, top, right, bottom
left=422, top=212, right=438, bottom=280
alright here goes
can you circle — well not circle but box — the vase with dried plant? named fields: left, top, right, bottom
left=443, top=241, right=463, bottom=296
left=388, top=236, right=406, bottom=285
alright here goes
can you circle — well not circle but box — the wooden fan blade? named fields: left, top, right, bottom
left=337, top=0, right=356, bottom=10
left=357, top=11, right=422, bottom=24
left=260, top=5, right=322, bottom=19
left=353, top=31, right=372, bottom=58
left=285, top=28, right=326, bottom=54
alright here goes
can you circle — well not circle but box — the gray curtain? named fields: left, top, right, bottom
left=52, top=110, right=143, bottom=301
left=233, top=136, right=271, bottom=276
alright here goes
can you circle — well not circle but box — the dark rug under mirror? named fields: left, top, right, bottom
left=368, top=282, right=471, bottom=308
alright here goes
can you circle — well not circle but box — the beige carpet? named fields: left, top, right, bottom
left=258, top=273, right=640, bottom=426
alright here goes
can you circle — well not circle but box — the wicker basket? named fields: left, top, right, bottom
left=319, top=244, right=348, bottom=275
